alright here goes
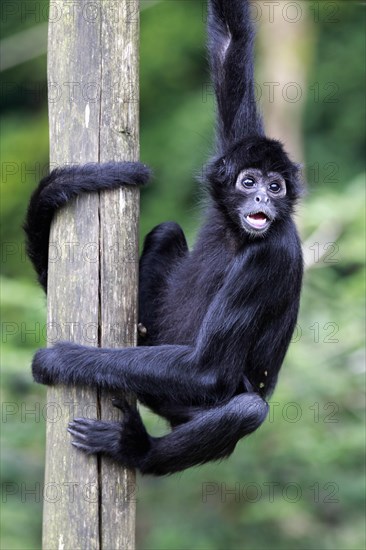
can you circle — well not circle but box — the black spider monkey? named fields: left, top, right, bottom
left=25, top=0, right=304, bottom=476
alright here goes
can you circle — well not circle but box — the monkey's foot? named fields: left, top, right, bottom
left=68, top=418, right=124, bottom=457
left=67, top=399, right=151, bottom=467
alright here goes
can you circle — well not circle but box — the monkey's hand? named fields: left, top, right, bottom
left=31, top=342, right=96, bottom=387
left=32, top=344, right=66, bottom=386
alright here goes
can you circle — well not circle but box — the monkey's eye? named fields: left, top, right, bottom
left=242, top=177, right=256, bottom=189
left=269, top=182, right=281, bottom=193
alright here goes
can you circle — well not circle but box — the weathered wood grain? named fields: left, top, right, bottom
left=44, top=1, right=140, bottom=548
left=98, top=2, right=140, bottom=549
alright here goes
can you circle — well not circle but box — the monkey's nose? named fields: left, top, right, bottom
left=255, top=195, right=268, bottom=203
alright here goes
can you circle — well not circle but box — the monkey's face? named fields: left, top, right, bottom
left=205, top=137, right=302, bottom=238
left=235, top=168, right=286, bottom=236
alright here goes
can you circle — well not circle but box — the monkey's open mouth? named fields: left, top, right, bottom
left=245, top=212, right=270, bottom=230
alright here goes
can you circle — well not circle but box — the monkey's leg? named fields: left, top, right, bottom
left=138, top=222, right=188, bottom=344
left=68, top=393, right=268, bottom=476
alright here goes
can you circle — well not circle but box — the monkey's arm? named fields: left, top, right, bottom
left=24, top=162, right=151, bottom=291
left=192, top=233, right=303, bottom=396
left=208, top=0, right=264, bottom=151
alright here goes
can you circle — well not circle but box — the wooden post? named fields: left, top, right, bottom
left=98, top=2, right=139, bottom=548
left=44, top=1, right=139, bottom=548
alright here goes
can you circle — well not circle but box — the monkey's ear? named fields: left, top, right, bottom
left=203, top=154, right=232, bottom=188
left=287, top=163, right=307, bottom=201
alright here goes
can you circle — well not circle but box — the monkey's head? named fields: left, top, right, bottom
left=206, top=136, right=304, bottom=237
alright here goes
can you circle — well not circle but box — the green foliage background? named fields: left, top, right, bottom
left=1, top=1, right=365, bottom=549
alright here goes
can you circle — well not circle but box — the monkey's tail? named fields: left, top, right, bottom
left=23, top=162, right=151, bottom=291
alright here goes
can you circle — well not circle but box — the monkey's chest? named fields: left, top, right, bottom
left=156, top=266, right=226, bottom=346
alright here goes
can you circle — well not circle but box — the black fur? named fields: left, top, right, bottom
left=25, top=0, right=304, bottom=476
left=208, top=0, right=264, bottom=151
left=24, top=162, right=151, bottom=289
